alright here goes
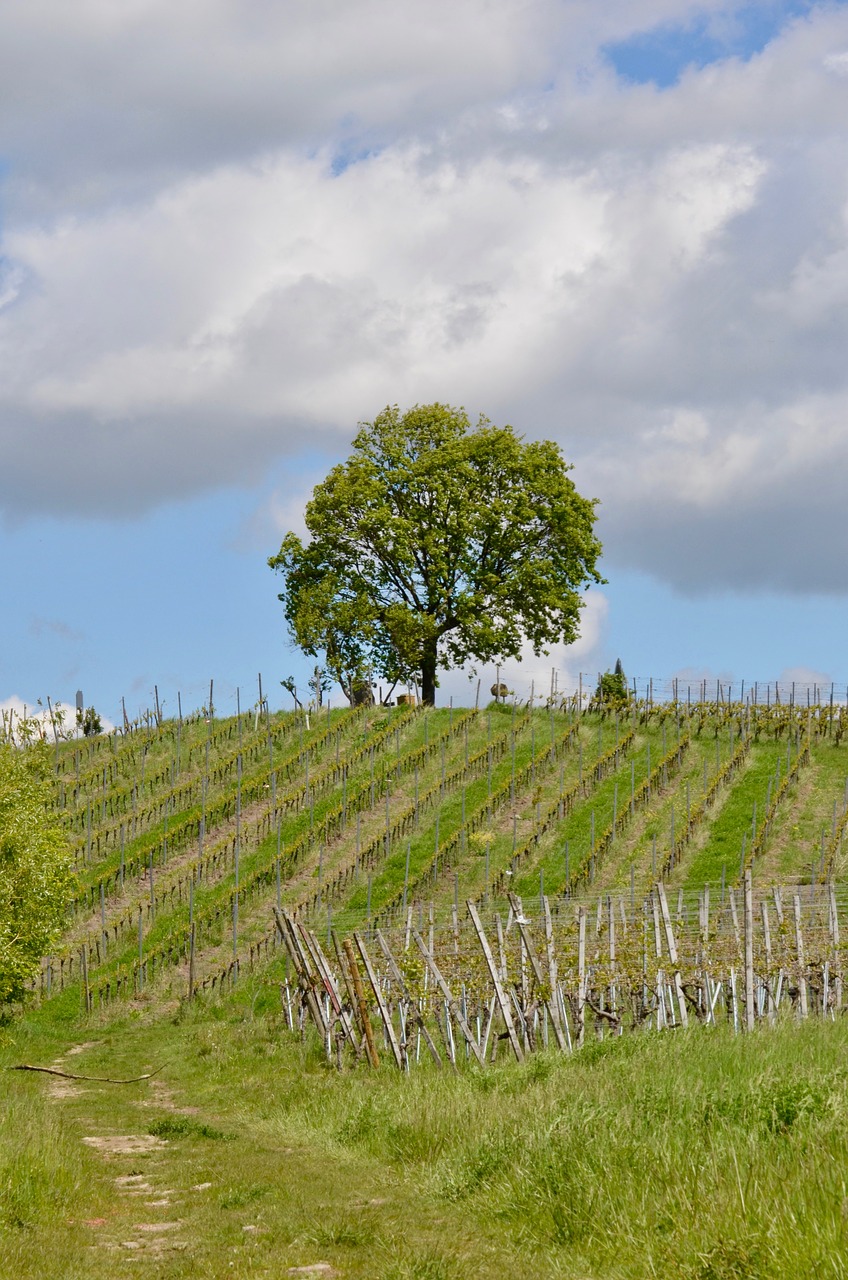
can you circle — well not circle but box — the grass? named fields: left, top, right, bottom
left=0, top=1087, right=104, bottom=1232
left=4, top=988, right=848, bottom=1278
left=8, top=702, right=848, bottom=1276
left=591, top=736, right=726, bottom=896
left=683, top=742, right=785, bottom=889
left=147, top=1115, right=228, bottom=1140
left=757, top=739, right=848, bottom=882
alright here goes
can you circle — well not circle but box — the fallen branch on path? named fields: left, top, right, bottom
left=4, top=1063, right=168, bottom=1084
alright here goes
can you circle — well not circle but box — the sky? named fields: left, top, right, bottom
left=2, top=0, right=848, bottom=723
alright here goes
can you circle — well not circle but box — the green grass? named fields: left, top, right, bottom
left=590, top=736, right=726, bottom=895
left=510, top=732, right=643, bottom=898
left=759, top=740, right=848, bottom=881
left=8, top=703, right=848, bottom=1277
left=683, top=742, right=785, bottom=889
left=147, top=1115, right=228, bottom=1140
left=4, top=988, right=848, bottom=1277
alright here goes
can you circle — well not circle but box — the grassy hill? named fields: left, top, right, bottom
left=2, top=695, right=848, bottom=1277
left=35, top=696, right=847, bottom=1010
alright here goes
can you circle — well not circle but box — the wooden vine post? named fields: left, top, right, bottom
left=577, top=905, right=587, bottom=1047
left=743, top=867, right=755, bottom=1033
left=466, top=901, right=524, bottom=1062
left=656, top=882, right=688, bottom=1028
left=375, top=929, right=442, bottom=1068
left=273, top=907, right=330, bottom=1044
left=343, top=937, right=380, bottom=1068
left=412, top=928, right=485, bottom=1068
left=829, top=881, right=842, bottom=1012
left=761, top=900, right=775, bottom=1023
left=793, top=894, right=808, bottom=1019
left=354, top=932, right=404, bottom=1070
left=508, top=894, right=566, bottom=1050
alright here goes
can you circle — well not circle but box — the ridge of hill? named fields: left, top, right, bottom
left=19, top=695, right=846, bottom=1014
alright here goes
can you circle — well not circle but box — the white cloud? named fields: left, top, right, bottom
left=823, top=50, right=848, bottom=76
left=0, top=0, right=750, bottom=219
left=435, top=590, right=609, bottom=706
left=0, top=138, right=766, bottom=514
left=1, top=1, right=848, bottom=596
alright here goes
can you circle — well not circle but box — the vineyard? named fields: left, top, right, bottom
left=22, top=688, right=848, bottom=1042
left=5, top=686, right=848, bottom=1279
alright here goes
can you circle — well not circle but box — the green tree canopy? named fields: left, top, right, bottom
left=269, top=403, right=603, bottom=706
left=594, top=658, right=630, bottom=708
left=0, top=744, right=75, bottom=1005
left=78, top=706, right=102, bottom=737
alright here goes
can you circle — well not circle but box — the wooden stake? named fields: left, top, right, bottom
left=830, top=881, right=842, bottom=1011
left=656, top=882, right=688, bottom=1027
left=728, top=888, right=741, bottom=953
left=793, top=894, right=808, bottom=1019
left=375, top=929, right=442, bottom=1068
left=743, top=867, right=755, bottom=1032
left=273, top=908, right=330, bottom=1042
left=188, top=922, right=195, bottom=1000
left=354, top=932, right=404, bottom=1070
left=577, top=906, right=587, bottom=1047
left=466, top=902, right=523, bottom=1062
left=331, top=932, right=367, bottom=1064
left=343, top=937, right=380, bottom=1068
left=773, top=884, right=784, bottom=926
left=413, top=927, right=485, bottom=1067
left=761, top=901, right=775, bottom=1023
left=302, top=929, right=359, bottom=1052
left=542, top=895, right=566, bottom=1047
left=651, top=892, right=663, bottom=958
left=81, top=944, right=91, bottom=1015
left=508, top=895, right=566, bottom=1050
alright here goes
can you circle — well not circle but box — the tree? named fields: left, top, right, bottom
left=594, top=658, right=630, bottom=708
left=269, top=403, right=603, bottom=706
left=77, top=706, right=102, bottom=737
left=0, top=744, right=75, bottom=1005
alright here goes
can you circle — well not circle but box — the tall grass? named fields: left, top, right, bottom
left=0, top=1070, right=116, bottom=1279
left=0, top=1087, right=87, bottom=1231
left=5, top=988, right=848, bottom=1277
left=177, top=990, right=848, bottom=1278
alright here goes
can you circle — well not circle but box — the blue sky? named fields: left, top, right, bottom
left=2, top=0, right=848, bottom=720
left=5, top=501, right=847, bottom=721
left=604, top=2, right=819, bottom=86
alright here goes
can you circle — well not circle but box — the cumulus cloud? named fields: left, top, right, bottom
left=0, top=0, right=747, bottom=218
left=434, top=590, right=609, bottom=707
left=0, top=139, right=770, bottom=508
left=1, top=0, right=848, bottom=596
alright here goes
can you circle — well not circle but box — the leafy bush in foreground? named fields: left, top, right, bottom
left=0, top=744, right=75, bottom=1004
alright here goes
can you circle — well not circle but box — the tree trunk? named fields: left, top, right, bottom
left=351, top=681, right=374, bottom=707
left=339, top=674, right=374, bottom=707
left=422, top=640, right=438, bottom=706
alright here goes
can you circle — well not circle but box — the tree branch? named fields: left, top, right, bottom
left=5, top=1062, right=169, bottom=1084
left=584, top=997, right=621, bottom=1027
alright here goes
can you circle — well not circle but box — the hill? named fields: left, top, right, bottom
left=2, top=694, right=848, bottom=1276
left=32, top=696, right=847, bottom=1011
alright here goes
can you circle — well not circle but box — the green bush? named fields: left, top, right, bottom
left=0, top=745, right=75, bottom=1005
